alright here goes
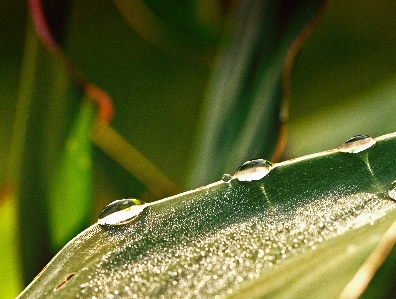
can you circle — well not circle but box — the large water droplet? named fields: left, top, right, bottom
left=98, top=198, right=146, bottom=226
left=388, top=181, right=396, bottom=201
left=338, top=135, right=376, bottom=153
left=235, top=159, right=273, bottom=182
left=222, top=173, right=232, bottom=183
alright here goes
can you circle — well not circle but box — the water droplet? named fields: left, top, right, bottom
left=235, top=159, right=273, bottom=182
left=388, top=181, right=396, bottom=201
left=98, top=198, right=146, bottom=226
left=338, top=135, right=376, bottom=153
left=222, top=173, right=232, bottom=183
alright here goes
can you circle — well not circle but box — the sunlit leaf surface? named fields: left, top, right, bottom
left=17, top=133, right=396, bottom=298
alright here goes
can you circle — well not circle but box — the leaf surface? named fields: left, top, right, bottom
left=17, top=132, right=396, bottom=298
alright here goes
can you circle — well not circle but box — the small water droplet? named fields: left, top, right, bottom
left=235, top=159, right=273, bottom=182
left=98, top=198, right=146, bottom=226
left=222, top=173, right=232, bottom=183
left=388, top=181, right=396, bottom=201
left=338, top=135, right=376, bottom=153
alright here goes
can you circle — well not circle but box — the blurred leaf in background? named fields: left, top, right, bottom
left=1, top=0, right=396, bottom=298
left=49, top=99, right=95, bottom=249
left=0, top=1, right=29, bottom=297
left=289, top=0, right=396, bottom=156
left=186, top=0, right=326, bottom=188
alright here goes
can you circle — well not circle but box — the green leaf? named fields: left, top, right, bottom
left=17, top=133, right=396, bottom=298
left=49, top=99, right=95, bottom=249
left=187, top=0, right=328, bottom=188
left=13, top=16, right=88, bottom=284
left=5, top=0, right=396, bottom=297
left=14, top=22, right=58, bottom=285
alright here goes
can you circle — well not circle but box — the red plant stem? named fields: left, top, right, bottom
left=28, top=0, right=60, bottom=54
left=85, top=84, right=114, bottom=123
left=27, top=0, right=114, bottom=123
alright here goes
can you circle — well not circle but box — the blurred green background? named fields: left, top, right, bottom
left=1, top=0, right=396, bottom=298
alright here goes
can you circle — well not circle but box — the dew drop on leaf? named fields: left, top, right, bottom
left=338, top=135, right=376, bottom=153
left=97, top=198, right=146, bottom=226
left=235, top=159, right=273, bottom=182
left=222, top=173, right=232, bottom=183
left=388, top=181, right=396, bottom=201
